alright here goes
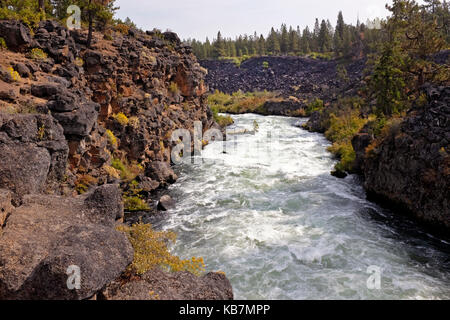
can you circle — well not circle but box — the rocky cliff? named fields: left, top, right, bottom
left=0, top=20, right=231, bottom=300
left=353, top=85, right=450, bottom=231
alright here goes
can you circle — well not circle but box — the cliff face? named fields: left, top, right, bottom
left=353, top=86, right=450, bottom=230
left=0, top=20, right=216, bottom=202
left=0, top=20, right=231, bottom=300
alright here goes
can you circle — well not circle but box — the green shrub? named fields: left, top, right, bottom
left=123, top=195, right=150, bottom=211
left=168, top=82, right=179, bottom=94
left=305, top=98, right=324, bottom=115
left=111, top=158, right=142, bottom=181
left=30, top=48, right=47, bottom=60
left=262, top=61, right=269, bottom=69
left=117, top=223, right=205, bottom=276
left=325, top=112, right=368, bottom=172
left=0, top=37, right=7, bottom=50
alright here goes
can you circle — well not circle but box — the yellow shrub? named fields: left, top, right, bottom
left=75, top=174, right=98, bottom=194
left=103, top=165, right=121, bottom=179
left=8, top=67, right=20, bottom=82
left=113, top=112, right=129, bottom=126
left=114, top=23, right=130, bottom=35
left=106, top=129, right=118, bottom=147
left=118, top=223, right=206, bottom=276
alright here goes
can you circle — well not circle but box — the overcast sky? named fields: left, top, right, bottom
left=115, top=0, right=398, bottom=41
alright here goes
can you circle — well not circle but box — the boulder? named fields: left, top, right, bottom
left=0, top=185, right=133, bottom=300
left=0, top=114, right=68, bottom=202
left=157, top=195, right=175, bottom=211
left=31, top=83, right=61, bottom=98
left=52, top=101, right=99, bottom=137
left=145, top=161, right=178, bottom=185
left=101, top=267, right=233, bottom=300
left=0, top=20, right=32, bottom=51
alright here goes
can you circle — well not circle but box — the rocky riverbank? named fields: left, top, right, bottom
left=0, top=20, right=232, bottom=300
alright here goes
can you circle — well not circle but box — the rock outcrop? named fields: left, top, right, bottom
left=353, top=85, right=450, bottom=230
left=0, top=184, right=133, bottom=300
left=101, top=268, right=233, bottom=300
left=0, top=113, right=68, bottom=204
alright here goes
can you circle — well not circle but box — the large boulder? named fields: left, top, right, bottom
left=0, top=20, right=32, bottom=51
left=52, top=101, right=99, bottom=137
left=101, top=267, right=233, bottom=300
left=0, top=185, right=132, bottom=300
left=0, top=114, right=68, bottom=203
left=145, top=161, right=178, bottom=185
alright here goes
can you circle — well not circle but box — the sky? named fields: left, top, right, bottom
left=114, top=0, right=395, bottom=41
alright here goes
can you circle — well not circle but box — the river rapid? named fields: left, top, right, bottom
left=156, top=114, right=450, bottom=300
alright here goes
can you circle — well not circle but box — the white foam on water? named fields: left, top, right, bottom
left=163, top=114, right=450, bottom=300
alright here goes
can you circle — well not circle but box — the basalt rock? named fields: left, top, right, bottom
left=356, top=85, right=450, bottom=230
left=0, top=20, right=32, bottom=51
left=0, top=114, right=68, bottom=203
left=0, top=185, right=133, bottom=300
left=101, top=268, right=233, bottom=300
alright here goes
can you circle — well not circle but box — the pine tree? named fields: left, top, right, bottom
left=289, top=26, right=299, bottom=53
left=212, top=31, right=226, bottom=58
left=280, top=24, right=289, bottom=54
left=318, top=19, right=332, bottom=52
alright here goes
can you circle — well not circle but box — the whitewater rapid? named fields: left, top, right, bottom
left=158, top=114, right=450, bottom=300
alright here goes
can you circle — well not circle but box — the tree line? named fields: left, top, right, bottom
left=188, top=1, right=449, bottom=60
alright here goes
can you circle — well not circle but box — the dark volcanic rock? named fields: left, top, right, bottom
left=0, top=185, right=133, bottom=300
left=157, top=195, right=175, bottom=211
left=101, top=268, right=233, bottom=300
left=357, top=85, right=450, bottom=230
left=0, top=20, right=32, bottom=51
left=0, top=114, right=68, bottom=203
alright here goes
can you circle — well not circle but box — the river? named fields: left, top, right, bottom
left=157, top=114, right=450, bottom=300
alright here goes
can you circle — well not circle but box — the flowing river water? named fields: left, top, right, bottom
left=157, top=114, right=450, bottom=300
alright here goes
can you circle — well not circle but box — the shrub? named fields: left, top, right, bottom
left=0, top=37, right=6, bottom=50
left=305, top=98, right=324, bottom=115
left=114, top=23, right=130, bottom=35
left=112, top=112, right=129, bottom=126
left=168, top=82, right=179, bottom=94
left=30, top=48, right=47, bottom=60
left=75, top=175, right=98, bottom=194
left=325, top=112, right=368, bottom=172
left=105, top=129, right=118, bottom=147
left=117, top=223, right=206, bottom=276
left=74, top=57, right=84, bottom=67
left=123, top=195, right=150, bottom=211
left=8, top=67, right=20, bottom=82
left=103, top=165, right=121, bottom=179
left=262, top=61, right=269, bottom=69
left=111, top=158, right=143, bottom=181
